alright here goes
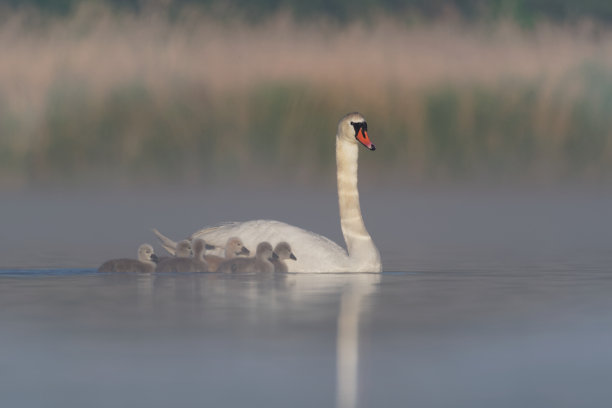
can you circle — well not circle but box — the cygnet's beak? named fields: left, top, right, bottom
left=205, top=243, right=216, bottom=250
left=151, top=253, right=159, bottom=263
left=290, top=253, right=297, bottom=261
left=271, top=252, right=279, bottom=260
left=239, top=246, right=250, bottom=256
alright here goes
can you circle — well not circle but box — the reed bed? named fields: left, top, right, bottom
left=2, top=6, right=612, bottom=186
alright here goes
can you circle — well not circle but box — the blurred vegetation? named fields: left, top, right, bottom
left=1, top=8, right=612, bottom=187
left=4, top=69, right=612, bottom=187
left=4, top=0, right=612, bottom=25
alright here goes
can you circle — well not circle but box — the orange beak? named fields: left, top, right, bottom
left=356, top=128, right=376, bottom=151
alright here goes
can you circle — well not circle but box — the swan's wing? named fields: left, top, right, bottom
left=152, top=228, right=179, bottom=256
left=190, top=220, right=350, bottom=273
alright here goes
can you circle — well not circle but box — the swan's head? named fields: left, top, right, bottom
left=138, top=244, right=158, bottom=264
left=176, top=240, right=193, bottom=258
left=337, top=112, right=376, bottom=151
left=192, top=239, right=215, bottom=258
left=255, top=242, right=274, bottom=261
left=274, top=242, right=297, bottom=261
left=227, top=237, right=250, bottom=257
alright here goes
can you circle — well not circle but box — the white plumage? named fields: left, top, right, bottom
left=153, top=112, right=382, bottom=273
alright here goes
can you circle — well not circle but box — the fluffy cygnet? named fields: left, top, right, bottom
left=156, top=239, right=214, bottom=273
left=216, top=242, right=275, bottom=274
left=205, top=237, right=250, bottom=272
left=270, top=242, right=297, bottom=273
left=98, top=244, right=159, bottom=273
left=157, top=239, right=192, bottom=263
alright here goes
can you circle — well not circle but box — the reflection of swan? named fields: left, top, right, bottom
left=336, top=287, right=361, bottom=408
left=129, top=269, right=379, bottom=408
left=154, top=112, right=381, bottom=273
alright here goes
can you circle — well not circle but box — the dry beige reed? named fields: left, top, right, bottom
left=1, top=6, right=612, bottom=186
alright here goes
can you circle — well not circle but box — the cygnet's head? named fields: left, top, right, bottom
left=192, top=239, right=216, bottom=258
left=255, top=242, right=274, bottom=260
left=337, top=112, right=376, bottom=151
left=227, top=237, right=250, bottom=256
left=138, top=244, right=158, bottom=264
left=176, top=240, right=193, bottom=258
left=274, top=242, right=297, bottom=261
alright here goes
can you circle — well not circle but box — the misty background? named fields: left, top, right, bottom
left=1, top=0, right=612, bottom=188
left=1, top=1, right=612, bottom=269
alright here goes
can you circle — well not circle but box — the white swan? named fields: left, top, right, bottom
left=154, top=112, right=381, bottom=273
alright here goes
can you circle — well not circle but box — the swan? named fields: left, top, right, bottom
left=271, top=242, right=297, bottom=273
left=98, top=244, right=159, bottom=273
left=216, top=241, right=275, bottom=274
left=156, top=239, right=212, bottom=273
left=205, top=237, right=251, bottom=272
left=154, top=112, right=381, bottom=272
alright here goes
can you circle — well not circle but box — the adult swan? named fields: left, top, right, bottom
left=155, top=112, right=381, bottom=272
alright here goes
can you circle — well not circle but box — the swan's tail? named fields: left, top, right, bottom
left=152, top=228, right=178, bottom=256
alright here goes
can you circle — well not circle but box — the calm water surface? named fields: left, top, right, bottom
left=1, top=188, right=612, bottom=407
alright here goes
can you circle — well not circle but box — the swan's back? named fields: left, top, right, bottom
left=191, top=220, right=349, bottom=272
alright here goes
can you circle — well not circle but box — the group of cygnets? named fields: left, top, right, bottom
left=98, top=236, right=297, bottom=274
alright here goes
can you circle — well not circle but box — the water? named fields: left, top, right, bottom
left=1, top=187, right=612, bottom=407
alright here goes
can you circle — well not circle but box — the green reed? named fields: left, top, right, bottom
left=1, top=68, right=609, bottom=186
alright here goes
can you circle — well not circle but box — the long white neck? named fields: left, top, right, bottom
left=336, top=137, right=380, bottom=266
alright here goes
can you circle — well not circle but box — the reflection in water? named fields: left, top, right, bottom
left=2, top=269, right=612, bottom=408
left=335, top=274, right=380, bottom=408
left=133, top=271, right=381, bottom=408
left=136, top=273, right=154, bottom=310
left=337, top=288, right=360, bottom=408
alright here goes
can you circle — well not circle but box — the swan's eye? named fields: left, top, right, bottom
left=351, top=121, right=367, bottom=135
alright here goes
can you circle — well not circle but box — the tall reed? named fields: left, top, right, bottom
left=1, top=6, right=612, bottom=186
